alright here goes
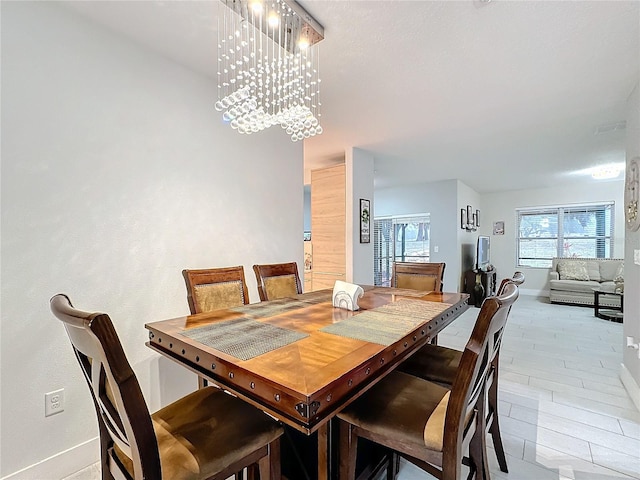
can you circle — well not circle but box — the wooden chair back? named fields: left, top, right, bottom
left=253, top=262, right=303, bottom=301
left=182, top=266, right=249, bottom=314
left=442, top=283, right=519, bottom=475
left=50, top=294, right=160, bottom=479
left=497, top=271, right=525, bottom=295
left=392, top=262, right=446, bottom=292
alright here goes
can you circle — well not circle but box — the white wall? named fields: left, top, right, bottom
left=622, top=82, right=640, bottom=408
left=346, top=148, right=375, bottom=285
left=375, top=180, right=461, bottom=292
left=1, top=2, right=303, bottom=477
left=482, top=181, right=625, bottom=295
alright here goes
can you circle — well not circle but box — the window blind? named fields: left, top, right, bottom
left=516, top=203, right=614, bottom=267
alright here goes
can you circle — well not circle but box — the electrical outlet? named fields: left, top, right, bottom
left=626, top=337, right=640, bottom=359
left=45, top=389, right=64, bottom=417
left=635, top=249, right=640, bottom=266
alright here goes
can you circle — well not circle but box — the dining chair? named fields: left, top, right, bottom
left=183, top=266, right=250, bottom=389
left=392, top=262, right=446, bottom=293
left=338, top=283, right=519, bottom=480
left=398, top=271, right=525, bottom=473
left=393, top=262, right=446, bottom=345
left=50, top=294, right=283, bottom=480
left=253, top=262, right=303, bottom=301
left=182, top=266, right=250, bottom=314
left=497, top=271, right=525, bottom=297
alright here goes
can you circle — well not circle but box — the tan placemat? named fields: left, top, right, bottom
left=230, top=298, right=308, bottom=319
left=182, top=317, right=308, bottom=360
left=369, top=287, right=431, bottom=297
left=320, top=300, right=451, bottom=345
left=372, top=298, right=451, bottom=319
left=320, top=310, right=426, bottom=346
left=295, top=290, right=333, bottom=304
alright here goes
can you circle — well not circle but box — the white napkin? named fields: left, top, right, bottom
left=332, top=280, right=364, bottom=311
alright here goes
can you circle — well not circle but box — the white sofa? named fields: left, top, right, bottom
left=549, top=257, right=624, bottom=307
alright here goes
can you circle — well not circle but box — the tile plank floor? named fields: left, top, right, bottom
left=393, top=295, right=639, bottom=480
left=64, top=296, right=639, bottom=480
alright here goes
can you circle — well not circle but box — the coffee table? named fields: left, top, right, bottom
left=592, top=288, right=623, bottom=323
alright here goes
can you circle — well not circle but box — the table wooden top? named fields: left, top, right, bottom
left=146, top=286, right=469, bottom=434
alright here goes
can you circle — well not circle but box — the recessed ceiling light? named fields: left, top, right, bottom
left=591, top=164, right=624, bottom=180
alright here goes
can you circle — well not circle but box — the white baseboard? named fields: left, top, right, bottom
left=1, top=437, right=99, bottom=480
left=620, top=363, right=640, bottom=413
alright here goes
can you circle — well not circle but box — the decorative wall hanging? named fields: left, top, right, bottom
left=461, top=205, right=479, bottom=231
left=360, top=199, right=370, bottom=243
left=625, top=156, right=639, bottom=231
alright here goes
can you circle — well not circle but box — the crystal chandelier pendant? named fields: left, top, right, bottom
left=216, top=0, right=324, bottom=142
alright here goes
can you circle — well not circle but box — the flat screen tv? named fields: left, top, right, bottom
left=476, top=235, right=490, bottom=271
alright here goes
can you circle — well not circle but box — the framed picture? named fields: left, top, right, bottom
left=360, top=199, right=370, bottom=243
left=303, top=231, right=311, bottom=241
left=461, top=208, right=467, bottom=229
left=493, top=221, right=505, bottom=235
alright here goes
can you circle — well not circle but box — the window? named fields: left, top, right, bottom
left=373, top=215, right=430, bottom=286
left=517, top=203, right=614, bottom=268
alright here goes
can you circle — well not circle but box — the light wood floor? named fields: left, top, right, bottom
left=395, top=295, right=639, bottom=480
left=64, top=296, right=639, bottom=480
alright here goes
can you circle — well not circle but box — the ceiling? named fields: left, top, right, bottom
left=63, top=0, right=640, bottom=193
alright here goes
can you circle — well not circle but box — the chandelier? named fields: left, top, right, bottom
left=215, top=0, right=324, bottom=142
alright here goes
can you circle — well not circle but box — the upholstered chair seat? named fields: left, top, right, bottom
left=338, top=371, right=454, bottom=453
left=263, top=274, right=299, bottom=300
left=114, top=387, right=283, bottom=480
left=403, top=345, right=461, bottom=387
left=183, top=266, right=250, bottom=314
left=396, top=273, right=438, bottom=292
left=392, top=262, right=446, bottom=293
left=193, top=281, right=246, bottom=312
left=253, top=262, right=303, bottom=301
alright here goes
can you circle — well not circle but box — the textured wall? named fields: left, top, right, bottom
left=1, top=2, right=302, bottom=477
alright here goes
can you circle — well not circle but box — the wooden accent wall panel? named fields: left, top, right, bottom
left=311, top=164, right=346, bottom=291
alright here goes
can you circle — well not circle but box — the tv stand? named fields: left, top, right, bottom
left=464, top=269, right=497, bottom=307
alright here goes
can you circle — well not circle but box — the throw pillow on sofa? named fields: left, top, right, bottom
left=600, top=261, right=622, bottom=282
left=585, top=260, right=601, bottom=281
left=614, top=263, right=624, bottom=282
left=558, top=260, right=590, bottom=281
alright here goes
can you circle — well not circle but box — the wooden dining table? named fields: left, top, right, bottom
left=145, top=286, right=469, bottom=480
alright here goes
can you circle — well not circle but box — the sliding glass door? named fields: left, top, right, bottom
left=373, top=214, right=430, bottom=286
